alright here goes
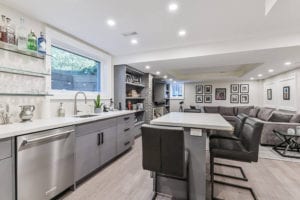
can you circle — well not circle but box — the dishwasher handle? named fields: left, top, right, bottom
left=21, top=130, right=74, bottom=146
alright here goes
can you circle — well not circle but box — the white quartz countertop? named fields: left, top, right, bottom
left=0, top=110, right=136, bottom=139
left=151, top=112, right=233, bottom=131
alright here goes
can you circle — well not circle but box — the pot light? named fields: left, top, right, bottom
left=169, top=78, right=173, bottom=81
left=173, top=81, right=177, bottom=83
left=106, top=19, right=116, bottom=27
left=250, top=77, right=255, bottom=80
left=178, top=29, right=186, bottom=37
left=258, top=74, right=263, bottom=77
left=268, top=69, right=274, bottom=73
left=168, top=3, right=178, bottom=12
left=145, top=65, right=150, bottom=69
left=156, top=71, right=160, bottom=75
left=131, top=39, right=138, bottom=45
left=163, top=75, right=168, bottom=79
left=284, top=61, right=292, bottom=66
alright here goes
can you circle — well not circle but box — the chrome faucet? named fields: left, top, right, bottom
left=74, top=92, right=87, bottom=115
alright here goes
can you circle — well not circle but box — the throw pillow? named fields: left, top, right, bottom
left=290, top=114, right=300, bottom=123
left=257, top=108, right=274, bottom=121
left=269, top=112, right=293, bottom=122
left=249, top=108, right=259, bottom=117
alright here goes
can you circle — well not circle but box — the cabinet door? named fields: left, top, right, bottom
left=75, top=131, right=101, bottom=181
left=100, top=126, right=117, bottom=165
left=0, top=158, right=13, bottom=200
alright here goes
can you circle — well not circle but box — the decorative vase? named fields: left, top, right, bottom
left=94, top=108, right=102, bottom=113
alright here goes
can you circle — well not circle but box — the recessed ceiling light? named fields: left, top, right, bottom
left=168, top=3, right=178, bottom=12
left=285, top=61, right=292, bottom=66
left=169, top=78, right=173, bottom=81
left=131, top=39, right=138, bottom=45
left=156, top=71, right=160, bottom=75
left=250, top=77, right=255, bottom=80
left=268, top=69, right=274, bottom=73
left=178, top=30, right=186, bottom=37
left=145, top=65, right=150, bottom=69
left=163, top=75, right=168, bottom=79
left=258, top=74, right=263, bottom=77
left=106, top=19, right=116, bottom=27
left=174, top=81, right=177, bottom=83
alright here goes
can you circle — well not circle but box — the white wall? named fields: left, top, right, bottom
left=263, top=68, right=300, bottom=112
left=170, top=81, right=262, bottom=112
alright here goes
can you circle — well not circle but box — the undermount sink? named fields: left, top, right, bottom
left=73, top=114, right=99, bottom=118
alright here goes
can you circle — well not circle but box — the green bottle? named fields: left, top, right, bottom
left=27, top=30, right=37, bottom=51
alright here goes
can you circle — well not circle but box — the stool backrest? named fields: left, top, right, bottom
left=141, top=124, right=185, bottom=177
left=234, top=113, right=248, bottom=137
left=184, top=109, right=201, bottom=113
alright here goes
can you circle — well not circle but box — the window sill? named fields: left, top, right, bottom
left=49, top=90, right=108, bottom=100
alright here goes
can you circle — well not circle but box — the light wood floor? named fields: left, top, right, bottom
left=60, top=138, right=300, bottom=200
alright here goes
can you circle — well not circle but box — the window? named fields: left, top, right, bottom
left=51, top=46, right=101, bottom=92
left=170, top=83, right=184, bottom=99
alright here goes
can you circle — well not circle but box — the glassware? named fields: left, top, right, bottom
left=6, top=17, right=15, bottom=45
left=37, top=32, right=46, bottom=54
left=17, top=17, right=27, bottom=50
left=27, top=30, right=37, bottom=51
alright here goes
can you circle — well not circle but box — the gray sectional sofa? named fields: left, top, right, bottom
left=202, top=106, right=300, bottom=146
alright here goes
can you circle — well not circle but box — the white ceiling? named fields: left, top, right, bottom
left=1, top=0, right=300, bottom=81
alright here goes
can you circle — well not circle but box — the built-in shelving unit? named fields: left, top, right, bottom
left=165, top=83, right=170, bottom=113
left=114, top=65, right=146, bottom=138
left=0, top=66, right=50, bottom=77
left=0, top=41, right=47, bottom=59
left=0, top=93, right=53, bottom=96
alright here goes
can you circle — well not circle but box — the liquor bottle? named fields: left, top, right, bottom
left=17, top=17, right=27, bottom=50
left=6, top=17, right=15, bottom=45
left=37, top=32, right=46, bottom=54
left=0, top=15, right=7, bottom=42
left=27, top=30, right=37, bottom=51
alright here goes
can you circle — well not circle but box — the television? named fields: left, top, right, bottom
left=153, top=78, right=166, bottom=105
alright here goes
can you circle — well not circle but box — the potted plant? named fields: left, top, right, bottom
left=94, top=94, right=103, bottom=113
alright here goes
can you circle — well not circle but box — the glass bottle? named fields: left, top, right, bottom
left=17, top=17, right=27, bottom=50
left=37, top=32, right=46, bottom=54
left=27, top=30, right=37, bottom=51
left=6, top=17, right=15, bottom=45
left=0, top=15, right=7, bottom=42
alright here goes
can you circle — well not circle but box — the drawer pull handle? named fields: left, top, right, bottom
left=124, top=141, right=130, bottom=146
left=124, top=117, right=130, bottom=120
left=97, top=133, right=101, bottom=146
left=101, top=132, right=104, bottom=144
left=124, top=128, right=130, bottom=132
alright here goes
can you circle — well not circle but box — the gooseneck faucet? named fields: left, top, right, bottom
left=74, top=92, right=87, bottom=115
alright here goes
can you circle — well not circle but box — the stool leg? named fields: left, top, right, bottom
left=210, top=155, right=214, bottom=200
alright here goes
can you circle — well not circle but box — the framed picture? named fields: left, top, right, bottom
left=215, top=88, right=226, bottom=100
left=240, top=84, right=249, bottom=93
left=204, top=95, right=212, bottom=103
left=283, top=86, right=290, bottom=100
left=204, top=85, right=212, bottom=94
left=267, top=89, right=272, bottom=100
left=230, top=84, right=239, bottom=93
left=195, top=95, right=203, bottom=103
left=196, top=84, right=203, bottom=94
left=240, top=94, right=249, bottom=104
left=230, top=94, right=239, bottom=103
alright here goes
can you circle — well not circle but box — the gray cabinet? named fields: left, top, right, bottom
left=117, top=114, right=135, bottom=155
left=100, top=126, right=117, bottom=165
left=0, top=138, right=14, bottom=200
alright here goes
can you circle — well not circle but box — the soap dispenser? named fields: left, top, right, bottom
left=58, top=102, right=65, bottom=117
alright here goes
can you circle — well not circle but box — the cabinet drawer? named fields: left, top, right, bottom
left=117, top=114, right=135, bottom=125
left=0, top=138, right=12, bottom=160
left=76, top=118, right=117, bottom=137
left=117, top=130, right=133, bottom=154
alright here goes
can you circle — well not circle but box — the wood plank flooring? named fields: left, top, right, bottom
left=60, top=138, right=300, bottom=200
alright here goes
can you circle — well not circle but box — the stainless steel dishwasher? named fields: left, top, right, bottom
left=17, top=126, right=75, bottom=200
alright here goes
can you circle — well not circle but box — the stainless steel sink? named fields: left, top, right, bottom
left=73, top=114, right=98, bottom=118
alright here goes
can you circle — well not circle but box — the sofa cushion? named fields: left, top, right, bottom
left=257, top=108, right=274, bottom=121
left=268, top=112, right=293, bottom=122
left=237, top=106, right=254, bottom=115
left=290, top=114, right=300, bottom=123
left=249, top=108, right=260, bottom=117
left=204, top=106, right=219, bottom=113
left=219, top=106, right=236, bottom=116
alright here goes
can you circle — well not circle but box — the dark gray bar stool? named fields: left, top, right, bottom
left=210, top=118, right=263, bottom=200
left=141, top=124, right=189, bottom=200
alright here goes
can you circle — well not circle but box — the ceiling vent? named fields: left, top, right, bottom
left=122, top=32, right=138, bottom=37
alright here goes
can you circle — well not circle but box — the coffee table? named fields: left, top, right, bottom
left=273, top=130, right=300, bottom=159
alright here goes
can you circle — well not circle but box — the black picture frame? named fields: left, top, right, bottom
left=196, top=84, right=203, bottom=94
left=283, top=86, right=290, bottom=100
left=204, top=85, right=212, bottom=94
left=204, top=95, right=212, bottom=103
left=267, top=89, right=272, bottom=100
left=240, top=84, right=249, bottom=93
left=215, top=88, right=226, bottom=100
left=240, top=94, right=249, bottom=104
left=230, top=94, right=239, bottom=104
left=230, top=84, right=239, bottom=93
left=195, top=95, right=203, bottom=103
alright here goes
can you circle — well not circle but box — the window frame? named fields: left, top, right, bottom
left=170, top=83, right=185, bottom=100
